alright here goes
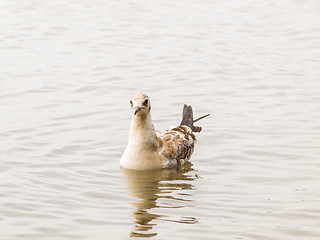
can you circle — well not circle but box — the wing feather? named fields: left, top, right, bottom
left=156, top=125, right=197, bottom=167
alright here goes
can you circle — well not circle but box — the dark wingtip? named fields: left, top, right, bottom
left=180, top=104, right=194, bottom=129
left=180, top=105, right=210, bottom=132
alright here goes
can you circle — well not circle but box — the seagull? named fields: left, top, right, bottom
left=120, top=92, right=209, bottom=170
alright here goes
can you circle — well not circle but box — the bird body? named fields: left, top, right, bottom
left=120, top=92, right=208, bottom=170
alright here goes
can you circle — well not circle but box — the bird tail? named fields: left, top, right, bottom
left=180, top=104, right=210, bottom=133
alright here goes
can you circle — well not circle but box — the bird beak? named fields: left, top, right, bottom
left=134, top=107, right=141, bottom=115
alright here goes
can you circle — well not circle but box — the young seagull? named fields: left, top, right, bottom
left=120, top=92, right=209, bottom=170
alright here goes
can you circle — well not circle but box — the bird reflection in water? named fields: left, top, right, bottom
left=121, top=162, right=198, bottom=238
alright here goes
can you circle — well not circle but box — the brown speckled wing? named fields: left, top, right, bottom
left=156, top=125, right=197, bottom=166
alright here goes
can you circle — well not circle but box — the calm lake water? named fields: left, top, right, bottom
left=1, top=0, right=320, bottom=239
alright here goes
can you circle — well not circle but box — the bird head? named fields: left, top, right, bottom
left=130, top=92, right=151, bottom=117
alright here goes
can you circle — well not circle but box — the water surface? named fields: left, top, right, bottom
left=1, top=0, right=320, bottom=239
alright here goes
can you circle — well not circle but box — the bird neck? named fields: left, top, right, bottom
left=129, top=113, right=157, bottom=146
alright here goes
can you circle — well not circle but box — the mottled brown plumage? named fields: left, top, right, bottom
left=156, top=125, right=196, bottom=168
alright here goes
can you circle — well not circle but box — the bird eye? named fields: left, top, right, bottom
left=130, top=100, right=133, bottom=106
left=143, top=99, right=148, bottom=106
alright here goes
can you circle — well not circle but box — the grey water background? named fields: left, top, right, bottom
left=1, top=0, right=320, bottom=239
